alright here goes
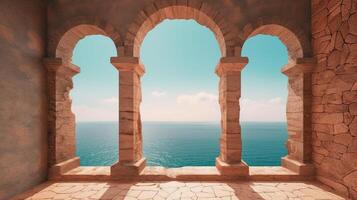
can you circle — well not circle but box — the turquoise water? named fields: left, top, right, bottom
left=76, top=122, right=288, bottom=167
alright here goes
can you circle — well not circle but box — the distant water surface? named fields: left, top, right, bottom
left=76, top=121, right=288, bottom=167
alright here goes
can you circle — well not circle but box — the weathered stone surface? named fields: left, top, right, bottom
left=313, top=123, right=335, bottom=134
left=313, top=113, right=344, bottom=124
left=325, top=104, right=348, bottom=113
left=343, top=91, right=357, bottom=104
left=334, top=123, right=350, bottom=134
left=0, top=0, right=356, bottom=199
left=334, top=134, right=353, bottom=145
left=216, top=58, right=246, bottom=166
left=322, top=94, right=342, bottom=104
left=0, top=1, right=47, bottom=200
left=313, top=70, right=335, bottom=84
left=350, top=117, right=357, bottom=136
left=328, top=50, right=342, bottom=69
left=312, top=0, right=357, bottom=197
left=349, top=13, right=357, bottom=35
left=12, top=181, right=346, bottom=200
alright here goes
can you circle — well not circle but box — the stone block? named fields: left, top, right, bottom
left=119, top=149, right=135, bottom=162
left=349, top=117, right=357, bottom=136
left=322, top=93, right=342, bottom=104
left=49, top=157, right=80, bottom=179
left=334, top=123, right=349, bottom=134
left=119, top=134, right=134, bottom=149
left=215, top=157, right=249, bottom=176
left=222, top=121, right=240, bottom=134
left=350, top=103, right=357, bottom=115
left=312, top=104, right=324, bottom=112
left=343, top=91, right=357, bottom=104
left=313, top=113, right=344, bottom=124
left=325, top=104, right=348, bottom=113
left=119, top=119, right=136, bottom=134
left=281, top=156, right=315, bottom=176
left=334, top=134, right=353, bottom=146
left=111, top=158, right=146, bottom=177
left=119, top=98, right=140, bottom=112
left=220, top=134, right=242, bottom=150
left=313, top=123, right=334, bottom=134
left=349, top=13, right=357, bottom=35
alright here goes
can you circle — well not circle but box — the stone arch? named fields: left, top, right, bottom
left=55, top=24, right=120, bottom=65
left=125, top=1, right=242, bottom=57
left=45, top=23, right=121, bottom=176
left=241, top=23, right=315, bottom=174
left=244, top=24, right=304, bottom=66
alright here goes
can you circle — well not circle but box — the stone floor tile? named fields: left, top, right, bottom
left=10, top=181, right=347, bottom=200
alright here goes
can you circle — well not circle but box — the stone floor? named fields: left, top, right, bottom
left=11, top=181, right=346, bottom=200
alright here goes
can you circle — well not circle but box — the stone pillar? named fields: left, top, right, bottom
left=43, top=58, right=80, bottom=178
left=110, top=57, right=146, bottom=176
left=215, top=57, right=249, bottom=176
left=281, top=58, right=315, bottom=175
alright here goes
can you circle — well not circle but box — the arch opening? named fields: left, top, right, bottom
left=241, top=34, right=290, bottom=166
left=128, top=5, right=240, bottom=58
left=50, top=25, right=119, bottom=168
left=56, top=24, right=119, bottom=65
left=71, top=35, right=118, bottom=166
left=139, top=19, right=222, bottom=167
left=247, top=24, right=304, bottom=66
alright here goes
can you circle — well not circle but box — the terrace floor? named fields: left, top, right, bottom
left=11, top=180, right=346, bottom=200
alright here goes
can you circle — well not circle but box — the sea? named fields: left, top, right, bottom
left=76, top=121, right=288, bottom=167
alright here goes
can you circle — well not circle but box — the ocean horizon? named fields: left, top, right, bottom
left=76, top=121, right=288, bottom=167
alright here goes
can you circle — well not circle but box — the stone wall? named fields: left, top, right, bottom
left=47, top=0, right=311, bottom=58
left=0, top=1, right=47, bottom=200
left=311, top=0, right=357, bottom=198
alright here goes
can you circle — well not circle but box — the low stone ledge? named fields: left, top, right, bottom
left=54, top=165, right=315, bottom=182
left=110, top=158, right=146, bottom=178
left=281, top=156, right=315, bottom=176
left=49, top=157, right=80, bottom=180
left=215, top=157, right=249, bottom=177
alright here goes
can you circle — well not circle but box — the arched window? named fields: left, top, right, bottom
left=140, top=19, right=221, bottom=167
left=71, top=35, right=118, bottom=166
left=241, top=34, right=289, bottom=166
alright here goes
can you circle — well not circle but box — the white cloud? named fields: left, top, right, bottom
left=142, top=91, right=220, bottom=122
left=177, top=92, right=218, bottom=105
left=72, top=104, right=118, bottom=122
left=240, top=97, right=286, bottom=122
left=151, top=90, right=167, bottom=97
left=73, top=94, right=286, bottom=122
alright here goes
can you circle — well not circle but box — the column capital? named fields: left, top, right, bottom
left=111, top=57, right=145, bottom=76
left=215, top=56, right=249, bottom=76
left=43, top=57, right=80, bottom=76
left=281, top=58, right=316, bottom=77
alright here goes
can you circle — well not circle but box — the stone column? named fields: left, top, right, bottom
left=110, top=57, right=146, bottom=176
left=43, top=58, right=80, bottom=178
left=281, top=58, right=315, bottom=175
left=215, top=57, right=249, bottom=176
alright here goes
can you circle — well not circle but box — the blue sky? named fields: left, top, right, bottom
left=71, top=20, right=288, bottom=122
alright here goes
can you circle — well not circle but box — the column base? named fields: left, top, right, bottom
left=111, top=158, right=146, bottom=177
left=216, top=157, right=249, bottom=176
left=281, top=156, right=315, bottom=175
left=49, top=157, right=80, bottom=179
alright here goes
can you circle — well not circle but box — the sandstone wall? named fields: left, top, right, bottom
left=0, top=1, right=48, bottom=200
left=47, top=0, right=311, bottom=58
left=311, top=0, right=357, bottom=199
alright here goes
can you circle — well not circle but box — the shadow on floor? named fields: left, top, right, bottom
left=10, top=181, right=346, bottom=200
